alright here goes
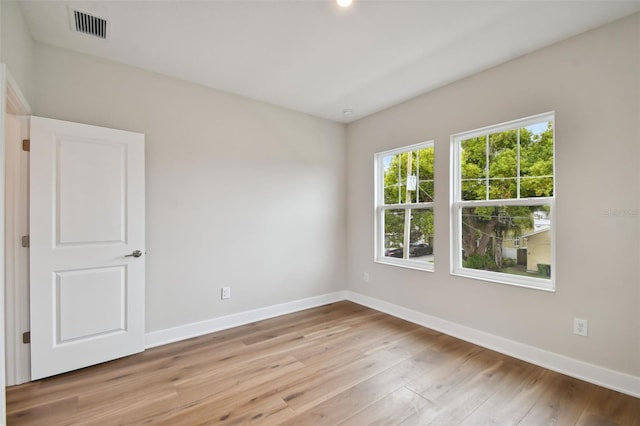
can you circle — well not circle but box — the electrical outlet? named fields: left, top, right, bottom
left=573, top=318, right=588, bottom=336
left=363, top=272, right=370, bottom=283
left=221, top=286, right=231, bottom=300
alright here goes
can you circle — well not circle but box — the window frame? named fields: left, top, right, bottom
left=450, top=112, right=556, bottom=291
left=374, top=140, right=435, bottom=272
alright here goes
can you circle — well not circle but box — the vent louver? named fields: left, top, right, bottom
left=73, top=10, right=107, bottom=39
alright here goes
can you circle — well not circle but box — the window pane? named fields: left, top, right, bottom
left=417, top=180, right=434, bottom=203
left=383, top=154, right=403, bottom=204
left=521, top=176, right=554, bottom=197
left=383, top=209, right=405, bottom=258
left=460, top=204, right=551, bottom=279
left=520, top=122, right=554, bottom=198
left=383, top=147, right=434, bottom=205
left=383, top=208, right=434, bottom=263
left=409, top=209, right=434, bottom=264
left=460, top=121, right=554, bottom=202
left=415, top=147, right=435, bottom=202
left=488, top=130, right=517, bottom=200
left=460, top=137, right=486, bottom=201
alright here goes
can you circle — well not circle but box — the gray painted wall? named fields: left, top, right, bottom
left=346, top=13, right=640, bottom=376
left=0, top=0, right=35, bottom=106
left=33, top=44, right=347, bottom=332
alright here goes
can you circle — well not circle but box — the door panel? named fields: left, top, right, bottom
left=57, top=137, right=126, bottom=245
left=30, top=116, right=145, bottom=380
left=56, top=266, right=126, bottom=343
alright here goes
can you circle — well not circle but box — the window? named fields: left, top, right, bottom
left=375, top=141, right=435, bottom=271
left=451, top=112, right=555, bottom=290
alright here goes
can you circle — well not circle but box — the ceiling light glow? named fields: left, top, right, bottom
left=337, top=0, right=352, bottom=7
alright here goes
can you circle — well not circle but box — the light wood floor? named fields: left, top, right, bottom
left=6, top=301, right=639, bottom=425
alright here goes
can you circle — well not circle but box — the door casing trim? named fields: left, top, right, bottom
left=4, top=67, right=32, bottom=386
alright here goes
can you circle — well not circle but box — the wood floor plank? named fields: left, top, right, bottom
left=406, top=345, right=499, bottom=401
left=575, top=386, right=640, bottom=426
left=276, top=327, right=438, bottom=414
left=518, top=373, right=595, bottom=426
left=7, top=338, right=248, bottom=413
left=6, top=301, right=638, bottom=425
left=399, top=351, right=520, bottom=425
left=279, top=347, right=442, bottom=426
left=6, top=396, right=79, bottom=426
left=143, top=392, right=294, bottom=426
left=457, top=360, right=552, bottom=425
left=279, top=349, right=401, bottom=412
left=338, top=386, right=428, bottom=426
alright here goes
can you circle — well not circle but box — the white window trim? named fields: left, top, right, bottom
left=450, top=112, right=556, bottom=291
left=374, top=141, right=435, bottom=272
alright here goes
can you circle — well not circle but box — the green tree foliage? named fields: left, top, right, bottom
left=460, top=122, right=554, bottom=268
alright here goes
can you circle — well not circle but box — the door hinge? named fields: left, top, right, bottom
left=22, top=331, right=31, bottom=344
left=22, top=139, right=30, bottom=152
left=21, top=235, right=30, bottom=248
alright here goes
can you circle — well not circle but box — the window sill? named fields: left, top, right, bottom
left=451, top=267, right=555, bottom=292
left=375, top=257, right=435, bottom=272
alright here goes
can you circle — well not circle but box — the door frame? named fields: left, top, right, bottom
left=3, top=66, right=32, bottom=389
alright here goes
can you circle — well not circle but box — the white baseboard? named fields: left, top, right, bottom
left=345, top=291, right=640, bottom=398
left=145, top=291, right=347, bottom=349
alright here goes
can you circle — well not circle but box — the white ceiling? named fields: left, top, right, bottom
left=19, top=1, right=640, bottom=123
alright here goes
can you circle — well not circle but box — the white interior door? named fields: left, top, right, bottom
left=30, top=116, right=145, bottom=380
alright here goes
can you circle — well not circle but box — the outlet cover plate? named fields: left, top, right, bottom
left=221, top=286, right=231, bottom=300
left=573, top=318, right=588, bottom=336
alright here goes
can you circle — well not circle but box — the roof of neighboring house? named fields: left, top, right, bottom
left=522, top=227, right=551, bottom=238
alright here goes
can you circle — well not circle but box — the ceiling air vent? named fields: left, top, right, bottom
left=71, top=9, right=107, bottom=40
